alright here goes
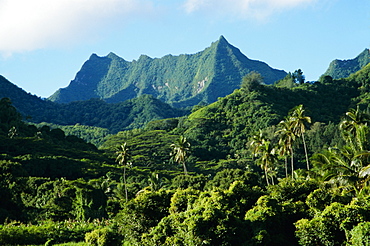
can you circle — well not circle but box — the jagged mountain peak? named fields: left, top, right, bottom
left=138, top=54, right=153, bottom=61
left=88, top=52, right=122, bottom=61
left=217, top=35, right=229, bottom=45
left=219, top=35, right=227, bottom=41
left=210, top=35, right=233, bottom=49
left=357, top=48, right=370, bottom=66
left=48, top=37, right=287, bottom=107
left=89, top=53, right=100, bottom=59
left=107, top=52, right=121, bottom=59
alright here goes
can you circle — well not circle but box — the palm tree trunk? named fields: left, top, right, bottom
left=123, top=165, right=128, bottom=202
left=290, top=147, right=294, bottom=178
left=285, top=156, right=288, bottom=178
left=302, top=133, right=310, bottom=170
left=182, top=161, right=188, bottom=175
left=264, top=168, right=270, bottom=186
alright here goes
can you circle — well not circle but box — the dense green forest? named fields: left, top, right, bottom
left=32, top=122, right=111, bottom=147
left=0, top=75, right=188, bottom=134
left=1, top=63, right=370, bottom=245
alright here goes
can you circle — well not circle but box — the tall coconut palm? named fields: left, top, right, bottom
left=171, top=136, right=190, bottom=175
left=276, top=119, right=296, bottom=178
left=290, top=104, right=311, bottom=170
left=256, top=140, right=278, bottom=185
left=116, top=142, right=131, bottom=202
left=250, top=129, right=266, bottom=158
left=250, top=130, right=277, bottom=184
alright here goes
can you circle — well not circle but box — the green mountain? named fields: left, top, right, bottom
left=0, top=76, right=187, bottom=133
left=100, top=65, right=370, bottom=169
left=324, top=48, right=370, bottom=79
left=0, top=75, right=57, bottom=119
left=49, top=36, right=287, bottom=107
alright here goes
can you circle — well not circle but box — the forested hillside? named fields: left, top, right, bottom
left=324, top=48, right=370, bottom=79
left=33, top=122, right=112, bottom=147
left=49, top=36, right=287, bottom=107
left=2, top=61, right=370, bottom=245
left=0, top=75, right=188, bottom=133
left=0, top=97, right=114, bottom=219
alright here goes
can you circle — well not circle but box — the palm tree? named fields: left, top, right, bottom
left=340, top=106, right=370, bottom=130
left=340, top=106, right=370, bottom=143
left=312, top=111, right=370, bottom=195
left=276, top=119, right=296, bottom=178
left=256, top=140, right=278, bottom=185
left=250, top=129, right=265, bottom=158
left=116, top=142, right=131, bottom=202
left=171, top=136, right=190, bottom=175
left=312, top=146, right=366, bottom=195
left=290, top=104, right=311, bottom=170
left=148, top=172, right=165, bottom=191
left=250, top=130, right=277, bottom=185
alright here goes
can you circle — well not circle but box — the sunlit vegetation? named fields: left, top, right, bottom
left=1, top=63, right=370, bottom=245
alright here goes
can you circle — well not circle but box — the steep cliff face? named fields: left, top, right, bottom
left=48, top=53, right=113, bottom=103
left=324, top=48, right=370, bottom=79
left=49, top=36, right=287, bottom=107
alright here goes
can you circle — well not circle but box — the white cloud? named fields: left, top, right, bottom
left=183, top=0, right=316, bottom=20
left=0, top=0, right=155, bottom=55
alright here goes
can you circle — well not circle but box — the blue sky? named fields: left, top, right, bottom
left=0, top=0, right=369, bottom=98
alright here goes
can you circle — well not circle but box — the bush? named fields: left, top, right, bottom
left=85, top=227, right=122, bottom=246
left=0, top=220, right=102, bottom=245
left=349, top=222, right=370, bottom=246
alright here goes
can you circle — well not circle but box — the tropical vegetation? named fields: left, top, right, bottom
left=1, top=55, right=370, bottom=245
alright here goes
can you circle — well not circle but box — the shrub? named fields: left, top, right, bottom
left=85, top=227, right=121, bottom=246
left=349, top=222, right=370, bottom=246
left=0, top=220, right=103, bottom=245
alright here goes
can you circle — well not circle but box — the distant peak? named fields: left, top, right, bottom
left=219, top=35, right=227, bottom=42
left=89, top=53, right=99, bottom=59
left=107, top=52, right=119, bottom=59
left=138, top=54, right=152, bottom=60
left=209, top=35, right=231, bottom=50
left=217, top=35, right=230, bottom=45
left=359, top=48, right=370, bottom=56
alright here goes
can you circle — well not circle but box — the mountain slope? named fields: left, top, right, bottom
left=0, top=76, right=187, bottom=133
left=324, top=48, right=370, bottom=79
left=0, top=75, right=56, bottom=120
left=179, top=64, right=368, bottom=161
left=49, top=36, right=287, bottom=107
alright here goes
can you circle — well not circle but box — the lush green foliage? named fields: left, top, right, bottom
left=2, top=58, right=370, bottom=245
left=85, top=227, right=122, bottom=246
left=45, top=95, right=187, bottom=133
left=0, top=220, right=105, bottom=245
left=33, top=122, right=111, bottom=147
